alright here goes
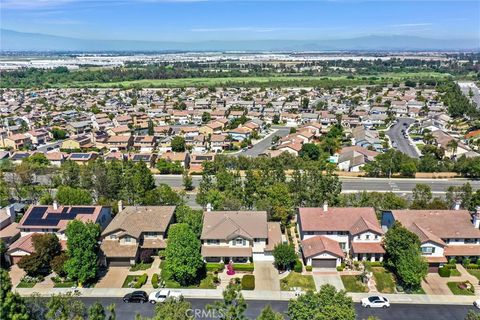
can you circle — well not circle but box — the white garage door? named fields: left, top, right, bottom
left=253, top=252, right=274, bottom=262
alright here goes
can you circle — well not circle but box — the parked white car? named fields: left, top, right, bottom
left=148, top=289, right=182, bottom=304
left=474, top=299, right=480, bottom=309
left=361, top=296, right=390, bottom=308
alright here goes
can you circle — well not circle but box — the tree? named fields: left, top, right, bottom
left=287, top=284, right=355, bottom=320
left=447, top=139, right=459, bottom=158
left=202, top=112, right=212, bottom=124
left=171, top=136, right=186, bottom=152
left=183, top=170, right=193, bottom=191
left=384, top=222, right=427, bottom=290
left=46, top=292, right=87, bottom=320
left=59, top=160, right=81, bottom=188
left=411, top=184, right=433, bottom=209
left=51, top=252, right=69, bottom=277
left=18, top=233, right=61, bottom=276
left=147, top=120, right=154, bottom=136
left=143, top=184, right=182, bottom=206
left=273, top=243, right=297, bottom=271
left=56, top=186, right=92, bottom=205
left=52, top=127, right=67, bottom=140
left=88, top=302, right=106, bottom=320
left=207, top=282, right=247, bottom=320
left=257, top=305, right=284, bottom=320
left=164, top=223, right=204, bottom=286
left=64, top=220, right=101, bottom=286
left=299, top=143, right=321, bottom=161
left=137, top=297, right=193, bottom=320
left=465, top=310, right=480, bottom=320
left=175, top=205, right=203, bottom=238
left=0, top=269, right=29, bottom=320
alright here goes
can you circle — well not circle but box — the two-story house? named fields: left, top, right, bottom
left=100, top=205, right=176, bottom=266
left=297, top=205, right=385, bottom=268
left=381, top=209, right=480, bottom=272
left=200, top=211, right=282, bottom=263
left=7, top=203, right=111, bottom=264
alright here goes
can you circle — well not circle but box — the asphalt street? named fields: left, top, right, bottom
left=458, top=81, right=480, bottom=109
left=78, top=297, right=477, bottom=320
left=236, top=127, right=290, bottom=157
left=386, top=117, right=420, bottom=158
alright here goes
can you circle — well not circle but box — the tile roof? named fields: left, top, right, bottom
left=301, top=235, right=344, bottom=258
left=201, top=211, right=268, bottom=240
left=102, top=206, right=175, bottom=239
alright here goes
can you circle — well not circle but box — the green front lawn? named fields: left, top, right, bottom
left=372, top=267, right=396, bottom=293
left=53, top=281, right=77, bottom=288
left=340, top=275, right=368, bottom=293
left=280, top=272, right=316, bottom=291
left=467, top=269, right=480, bottom=281
left=160, top=261, right=217, bottom=289
left=447, top=281, right=475, bottom=296
left=16, top=281, right=36, bottom=288
left=450, top=269, right=461, bottom=277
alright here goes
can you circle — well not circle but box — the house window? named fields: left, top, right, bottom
left=340, top=242, right=346, bottom=250
left=124, top=236, right=131, bottom=243
left=465, top=238, right=476, bottom=244
left=236, top=238, right=244, bottom=246
left=357, top=235, right=361, bottom=240
left=421, top=246, right=435, bottom=254
left=374, top=235, right=379, bottom=240
left=366, top=235, right=370, bottom=240
left=110, top=234, right=117, bottom=240
left=326, top=231, right=334, bottom=235
left=207, top=239, right=220, bottom=245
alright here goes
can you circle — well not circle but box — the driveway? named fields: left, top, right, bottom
left=95, top=267, right=130, bottom=288
left=253, top=262, right=280, bottom=291
left=313, top=272, right=345, bottom=291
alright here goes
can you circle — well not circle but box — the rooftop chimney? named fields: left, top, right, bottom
left=118, top=200, right=123, bottom=213
left=206, top=203, right=212, bottom=212
left=323, top=201, right=328, bottom=212
left=474, top=207, right=480, bottom=229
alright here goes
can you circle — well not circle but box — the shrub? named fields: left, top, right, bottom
left=438, top=267, right=450, bottom=277
left=206, top=263, right=225, bottom=272
left=445, top=264, right=457, bottom=270
left=305, top=266, right=312, bottom=272
left=152, top=273, right=159, bottom=289
left=158, top=249, right=166, bottom=259
left=134, top=273, right=148, bottom=289
left=462, top=258, right=471, bottom=267
left=293, top=260, right=303, bottom=273
left=366, top=261, right=384, bottom=268
left=233, top=263, right=254, bottom=272
left=50, top=253, right=68, bottom=277
left=448, top=258, right=457, bottom=265
left=477, top=259, right=480, bottom=266
left=466, top=264, right=479, bottom=270
left=139, top=249, right=154, bottom=263
left=336, top=265, right=345, bottom=272
left=241, top=275, right=255, bottom=290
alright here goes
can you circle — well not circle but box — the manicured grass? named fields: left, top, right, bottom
left=122, top=275, right=139, bottom=288
left=372, top=267, right=396, bottom=293
left=53, top=281, right=77, bottom=288
left=16, top=281, right=36, bottom=288
left=160, top=261, right=216, bottom=289
left=447, top=281, right=475, bottom=296
left=197, top=273, right=217, bottom=289
left=280, top=272, right=316, bottom=291
left=60, top=72, right=452, bottom=89
left=340, top=275, right=369, bottom=293
left=129, top=262, right=153, bottom=272
left=450, top=269, right=461, bottom=277
left=467, top=269, right=480, bottom=281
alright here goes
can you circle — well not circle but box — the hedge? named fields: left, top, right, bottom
left=134, top=273, right=148, bottom=288
left=365, top=261, right=384, bottom=268
left=206, top=263, right=225, bottom=272
left=152, top=273, right=159, bottom=289
left=466, top=264, right=479, bottom=270
left=241, top=275, right=255, bottom=290
left=294, top=260, right=303, bottom=273
left=438, top=267, right=450, bottom=278
left=233, top=263, right=254, bottom=272
left=305, top=266, right=312, bottom=272
left=444, top=264, right=457, bottom=270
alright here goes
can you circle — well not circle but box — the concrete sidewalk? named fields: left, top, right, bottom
left=15, top=287, right=478, bottom=305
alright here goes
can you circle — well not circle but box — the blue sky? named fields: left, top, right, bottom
left=1, top=0, right=479, bottom=41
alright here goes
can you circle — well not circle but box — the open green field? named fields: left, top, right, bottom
left=55, top=71, right=452, bottom=89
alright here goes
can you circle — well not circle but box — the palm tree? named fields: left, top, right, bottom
left=446, top=139, right=459, bottom=158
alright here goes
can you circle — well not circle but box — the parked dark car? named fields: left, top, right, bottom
left=123, top=291, right=148, bottom=303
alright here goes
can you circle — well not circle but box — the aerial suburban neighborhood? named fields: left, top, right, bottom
left=1, top=0, right=480, bottom=319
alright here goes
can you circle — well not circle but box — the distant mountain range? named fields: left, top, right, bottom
left=1, top=29, right=479, bottom=52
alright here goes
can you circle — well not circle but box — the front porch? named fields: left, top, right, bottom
left=201, top=246, right=252, bottom=264
left=351, top=242, right=385, bottom=262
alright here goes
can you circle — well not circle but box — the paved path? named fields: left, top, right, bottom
left=312, top=271, right=345, bottom=291
left=422, top=264, right=480, bottom=295
left=253, top=262, right=280, bottom=291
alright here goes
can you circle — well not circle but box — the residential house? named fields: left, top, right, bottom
left=381, top=209, right=480, bottom=272
left=100, top=205, right=176, bottom=266
left=200, top=211, right=282, bottom=263
left=297, top=205, right=385, bottom=268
